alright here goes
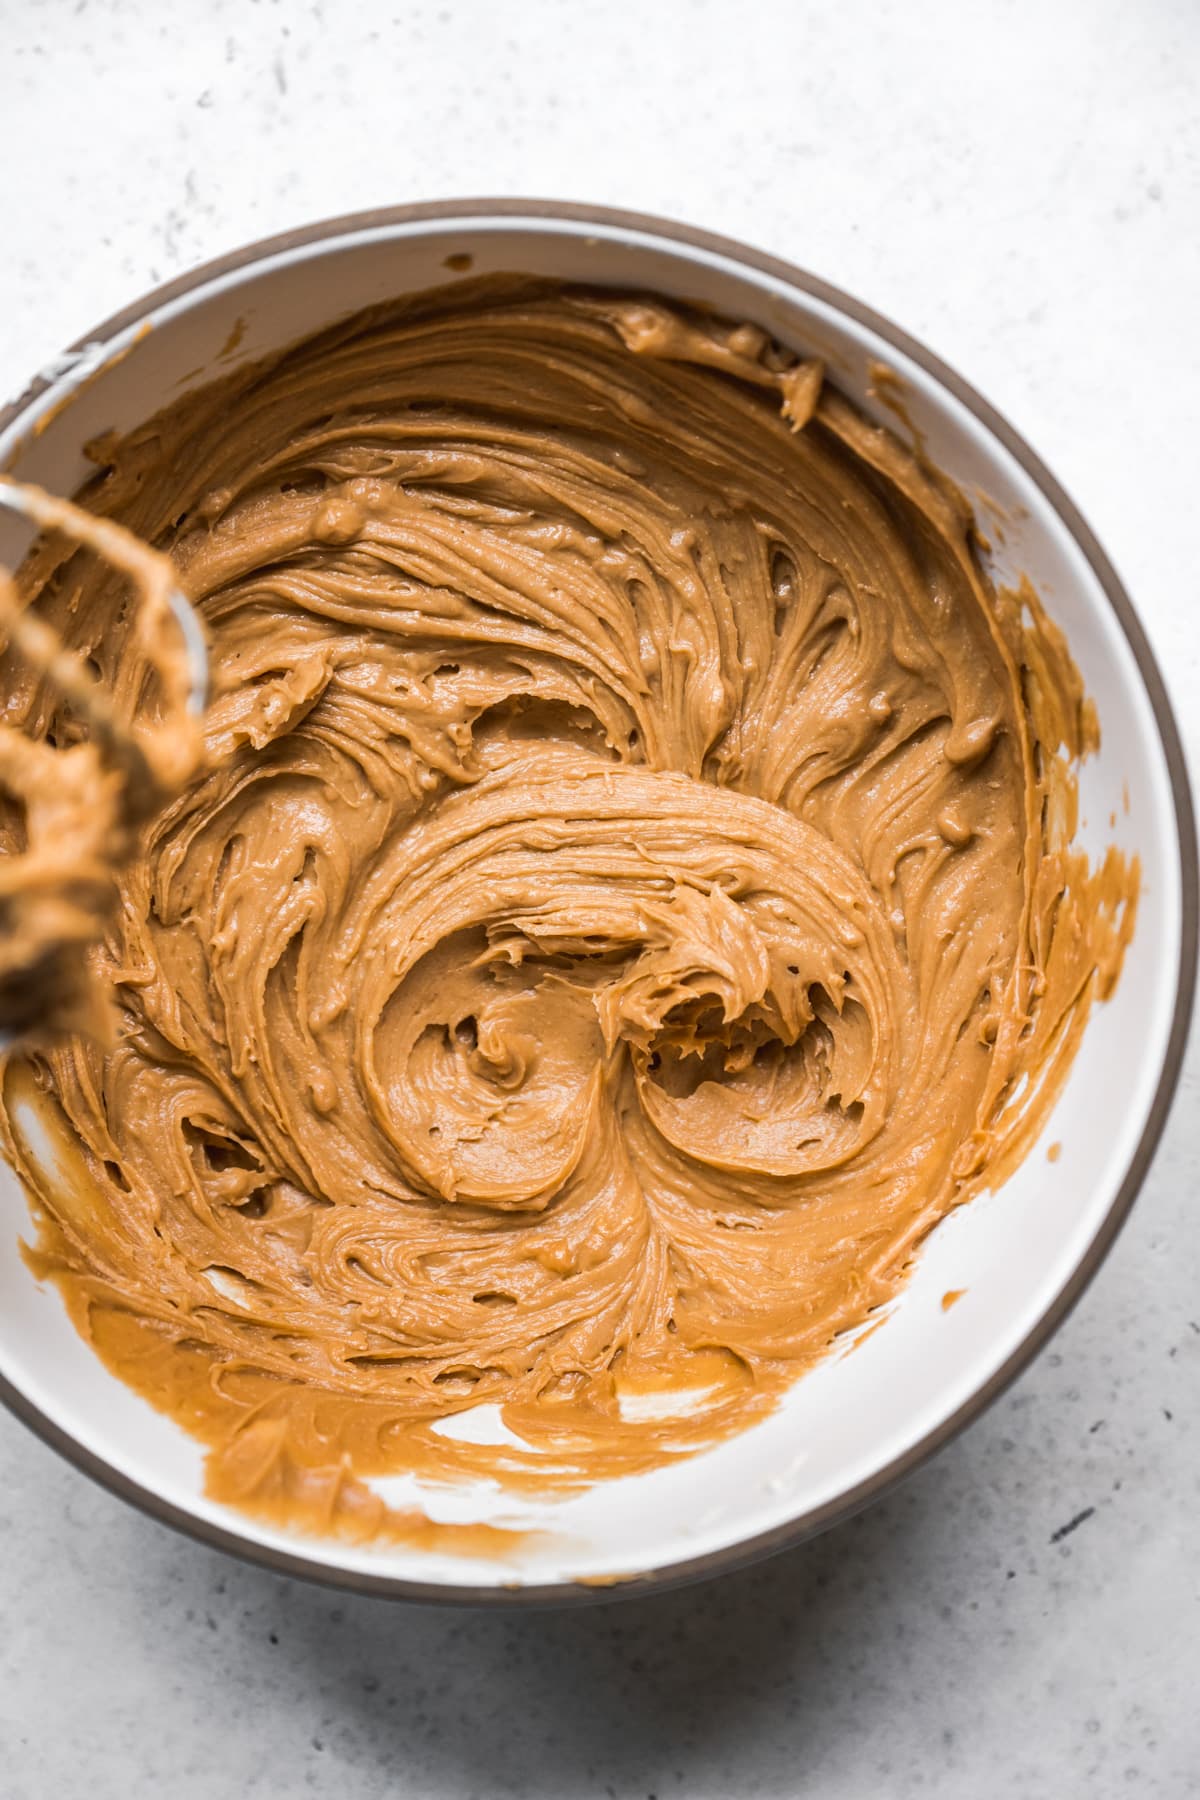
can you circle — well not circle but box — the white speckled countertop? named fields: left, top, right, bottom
left=1, top=1, right=1198, bottom=1794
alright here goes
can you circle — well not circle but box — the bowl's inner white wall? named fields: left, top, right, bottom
left=0, top=220, right=1181, bottom=1588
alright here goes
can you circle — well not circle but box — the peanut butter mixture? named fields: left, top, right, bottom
left=0, top=281, right=1136, bottom=1547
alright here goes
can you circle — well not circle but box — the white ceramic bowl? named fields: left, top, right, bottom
left=0, top=202, right=1193, bottom=1603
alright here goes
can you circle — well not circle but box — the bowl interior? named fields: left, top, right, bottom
left=0, top=213, right=1187, bottom=1596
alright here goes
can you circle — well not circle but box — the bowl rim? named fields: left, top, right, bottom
left=0, top=197, right=1194, bottom=1608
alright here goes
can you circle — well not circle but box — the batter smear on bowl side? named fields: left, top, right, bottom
left=0, top=280, right=1137, bottom=1545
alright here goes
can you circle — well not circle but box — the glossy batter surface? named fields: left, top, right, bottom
left=0, top=282, right=1136, bottom=1544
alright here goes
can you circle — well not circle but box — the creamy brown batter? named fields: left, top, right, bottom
left=0, top=280, right=1137, bottom=1547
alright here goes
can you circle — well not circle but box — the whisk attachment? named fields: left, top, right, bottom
left=0, top=478, right=209, bottom=1045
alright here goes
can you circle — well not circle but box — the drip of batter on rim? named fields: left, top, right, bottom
left=0, top=279, right=1137, bottom=1548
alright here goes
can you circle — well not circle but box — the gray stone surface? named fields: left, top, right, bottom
left=1, top=0, right=1197, bottom=1793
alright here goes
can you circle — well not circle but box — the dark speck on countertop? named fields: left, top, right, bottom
left=1050, top=1506, right=1097, bottom=1544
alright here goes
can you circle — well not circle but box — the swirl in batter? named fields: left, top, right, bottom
left=0, top=281, right=1136, bottom=1545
